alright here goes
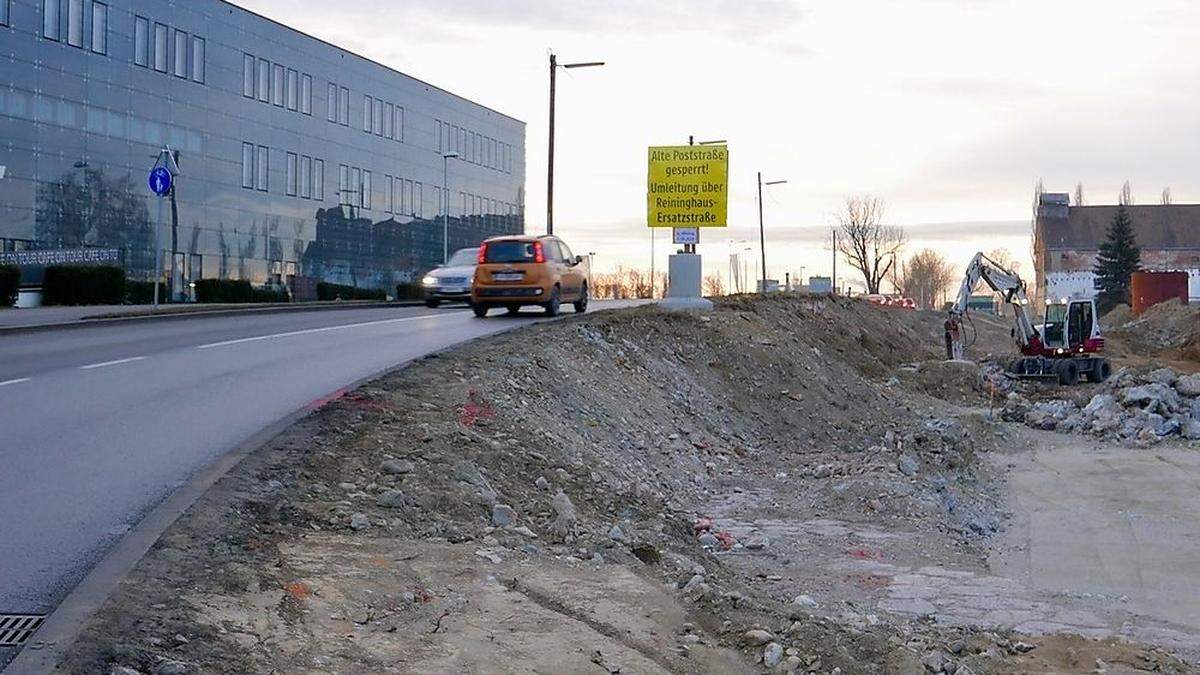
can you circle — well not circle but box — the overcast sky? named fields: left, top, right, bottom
left=240, top=0, right=1200, bottom=289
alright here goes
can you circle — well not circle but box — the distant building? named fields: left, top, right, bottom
left=1033, top=193, right=1200, bottom=307
left=808, top=276, right=832, bottom=293
left=967, top=294, right=998, bottom=315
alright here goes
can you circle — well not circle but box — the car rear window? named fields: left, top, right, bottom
left=485, top=241, right=536, bottom=263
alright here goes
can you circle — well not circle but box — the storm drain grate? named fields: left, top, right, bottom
left=0, top=615, right=45, bottom=646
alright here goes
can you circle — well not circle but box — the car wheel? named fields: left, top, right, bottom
left=472, top=303, right=489, bottom=318
left=574, top=283, right=589, bottom=313
left=425, top=298, right=440, bottom=308
left=544, top=286, right=561, bottom=316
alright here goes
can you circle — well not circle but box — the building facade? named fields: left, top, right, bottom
left=1033, top=193, right=1200, bottom=307
left=0, top=0, right=525, bottom=294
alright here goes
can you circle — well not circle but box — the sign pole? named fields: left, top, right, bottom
left=153, top=196, right=163, bottom=308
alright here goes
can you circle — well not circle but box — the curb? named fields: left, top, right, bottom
left=0, top=300, right=427, bottom=336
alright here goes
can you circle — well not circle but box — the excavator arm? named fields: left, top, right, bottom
left=945, top=252, right=1042, bottom=360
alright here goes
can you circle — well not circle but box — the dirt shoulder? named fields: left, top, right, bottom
left=53, top=296, right=1191, bottom=674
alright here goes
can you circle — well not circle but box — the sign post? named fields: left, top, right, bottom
left=647, top=144, right=728, bottom=310
left=148, top=147, right=179, bottom=308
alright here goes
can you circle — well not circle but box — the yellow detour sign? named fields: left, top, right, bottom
left=647, top=145, right=728, bottom=227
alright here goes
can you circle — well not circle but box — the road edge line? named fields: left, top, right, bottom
left=0, top=300, right=429, bottom=336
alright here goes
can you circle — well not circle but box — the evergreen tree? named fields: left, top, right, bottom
left=1093, top=205, right=1141, bottom=312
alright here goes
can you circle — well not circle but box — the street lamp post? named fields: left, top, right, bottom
left=547, top=52, right=604, bottom=235
left=441, top=151, right=460, bottom=264
left=757, top=172, right=787, bottom=295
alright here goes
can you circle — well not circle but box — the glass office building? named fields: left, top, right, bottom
left=0, top=0, right=525, bottom=293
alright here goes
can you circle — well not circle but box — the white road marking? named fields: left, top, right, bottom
left=80, top=356, right=147, bottom=370
left=0, top=377, right=32, bottom=387
left=195, top=314, right=448, bottom=350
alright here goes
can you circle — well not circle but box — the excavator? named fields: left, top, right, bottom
left=945, top=252, right=1111, bottom=385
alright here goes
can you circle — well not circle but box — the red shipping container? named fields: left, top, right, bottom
left=1131, top=271, right=1188, bottom=316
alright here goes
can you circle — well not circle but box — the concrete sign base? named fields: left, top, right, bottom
left=659, top=253, right=713, bottom=312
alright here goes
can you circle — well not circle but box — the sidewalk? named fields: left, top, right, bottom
left=0, top=300, right=413, bottom=332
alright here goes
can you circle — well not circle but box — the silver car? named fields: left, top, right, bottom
left=421, top=247, right=478, bottom=307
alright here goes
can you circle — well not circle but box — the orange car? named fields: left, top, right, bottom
left=470, top=235, right=589, bottom=317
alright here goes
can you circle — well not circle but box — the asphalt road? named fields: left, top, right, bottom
left=0, top=302, right=630, bottom=622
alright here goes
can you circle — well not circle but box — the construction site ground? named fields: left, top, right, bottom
left=52, top=295, right=1197, bottom=674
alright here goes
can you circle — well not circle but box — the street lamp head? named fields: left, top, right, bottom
left=562, top=61, right=605, bottom=69
left=697, top=139, right=727, bottom=146
left=765, top=179, right=788, bottom=186
left=442, top=152, right=460, bottom=159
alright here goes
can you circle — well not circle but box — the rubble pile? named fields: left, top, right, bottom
left=1004, top=366, right=1200, bottom=444
left=58, top=295, right=1191, bottom=674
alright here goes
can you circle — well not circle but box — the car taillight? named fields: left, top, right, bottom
left=534, top=241, right=546, bottom=263
left=477, top=244, right=487, bottom=264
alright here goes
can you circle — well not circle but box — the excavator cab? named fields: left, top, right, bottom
left=1039, top=298, right=1101, bottom=353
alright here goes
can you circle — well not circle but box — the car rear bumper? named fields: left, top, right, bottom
left=473, top=286, right=546, bottom=300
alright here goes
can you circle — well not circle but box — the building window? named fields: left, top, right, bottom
left=362, top=95, right=372, bottom=132
left=385, top=103, right=394, bottom=139
left=134, top=16, right=148, bottom=65
left=326, top=83, right=337, bottom=121
left=338, top=165, right=349, bottom=205
left=91, top=2, right=107, bottom=54
left=153, top=23, right=167, bottom=72
left=191, top=37, right=204, bottom=83
left=362, top=170, right=372, bottom=210
left=300, top=74, right=312, bottom=115
left=286, top=69, right=297, bottom=111
left=256, top=58, right=269, bottom=102
left=373, top=98, right=383, bottom=136
left=339, top=87, right=349, bottom=126
left=67, top=0, right=83, bottom=47
left=0, top=0, right=9, bottom=26
left=242, top=54, right=254, bottom=97
left=416, top=183, right=423, bottom=218
left=395, top=107, right=404, bottom=142
left=172, top=29, right=186, bottom=77
left=241, top=142, right=254, bottom=189
left=272, top=63, right=284, bottom=106
left=313, top=159, right=324, bottom=201
left=300, top=156, right=312, bottom=199
left=384, top=175, right=393, bottom=213
left=286, top=152, right=297, bottom=196
left=43, top=0, right=60, bottom=40
left=255, top=145, right=268, bottom=192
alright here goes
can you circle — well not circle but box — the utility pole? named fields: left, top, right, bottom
left=547, top=53, right=604, bottom=235
left=757, top=172, right=787, bottom=294
left=832, top=228, right=838, bottom=295
left=547, top=53, right=556, bottom=235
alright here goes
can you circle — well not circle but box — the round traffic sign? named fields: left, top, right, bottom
left=148, top=166, right=173, bottom=196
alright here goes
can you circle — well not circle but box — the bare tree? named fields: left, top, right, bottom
left=1162, top=187, right=1173, bottom=205
left=1119, top=180, right=1134, bottom=206
left=985, top=248, right=1021, bottom=273
left=702, top=274, right=726, bottom=297
left=902, top=249, right=956, bottom=310
left=834, top=195, right=906, bottom=295
left=1074, top=182, right=1086, bottom=207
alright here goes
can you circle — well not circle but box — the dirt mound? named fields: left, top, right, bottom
left=58, top=297, right=1188, bottom=675
left=1103, top=303, right=1134, bottom=327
